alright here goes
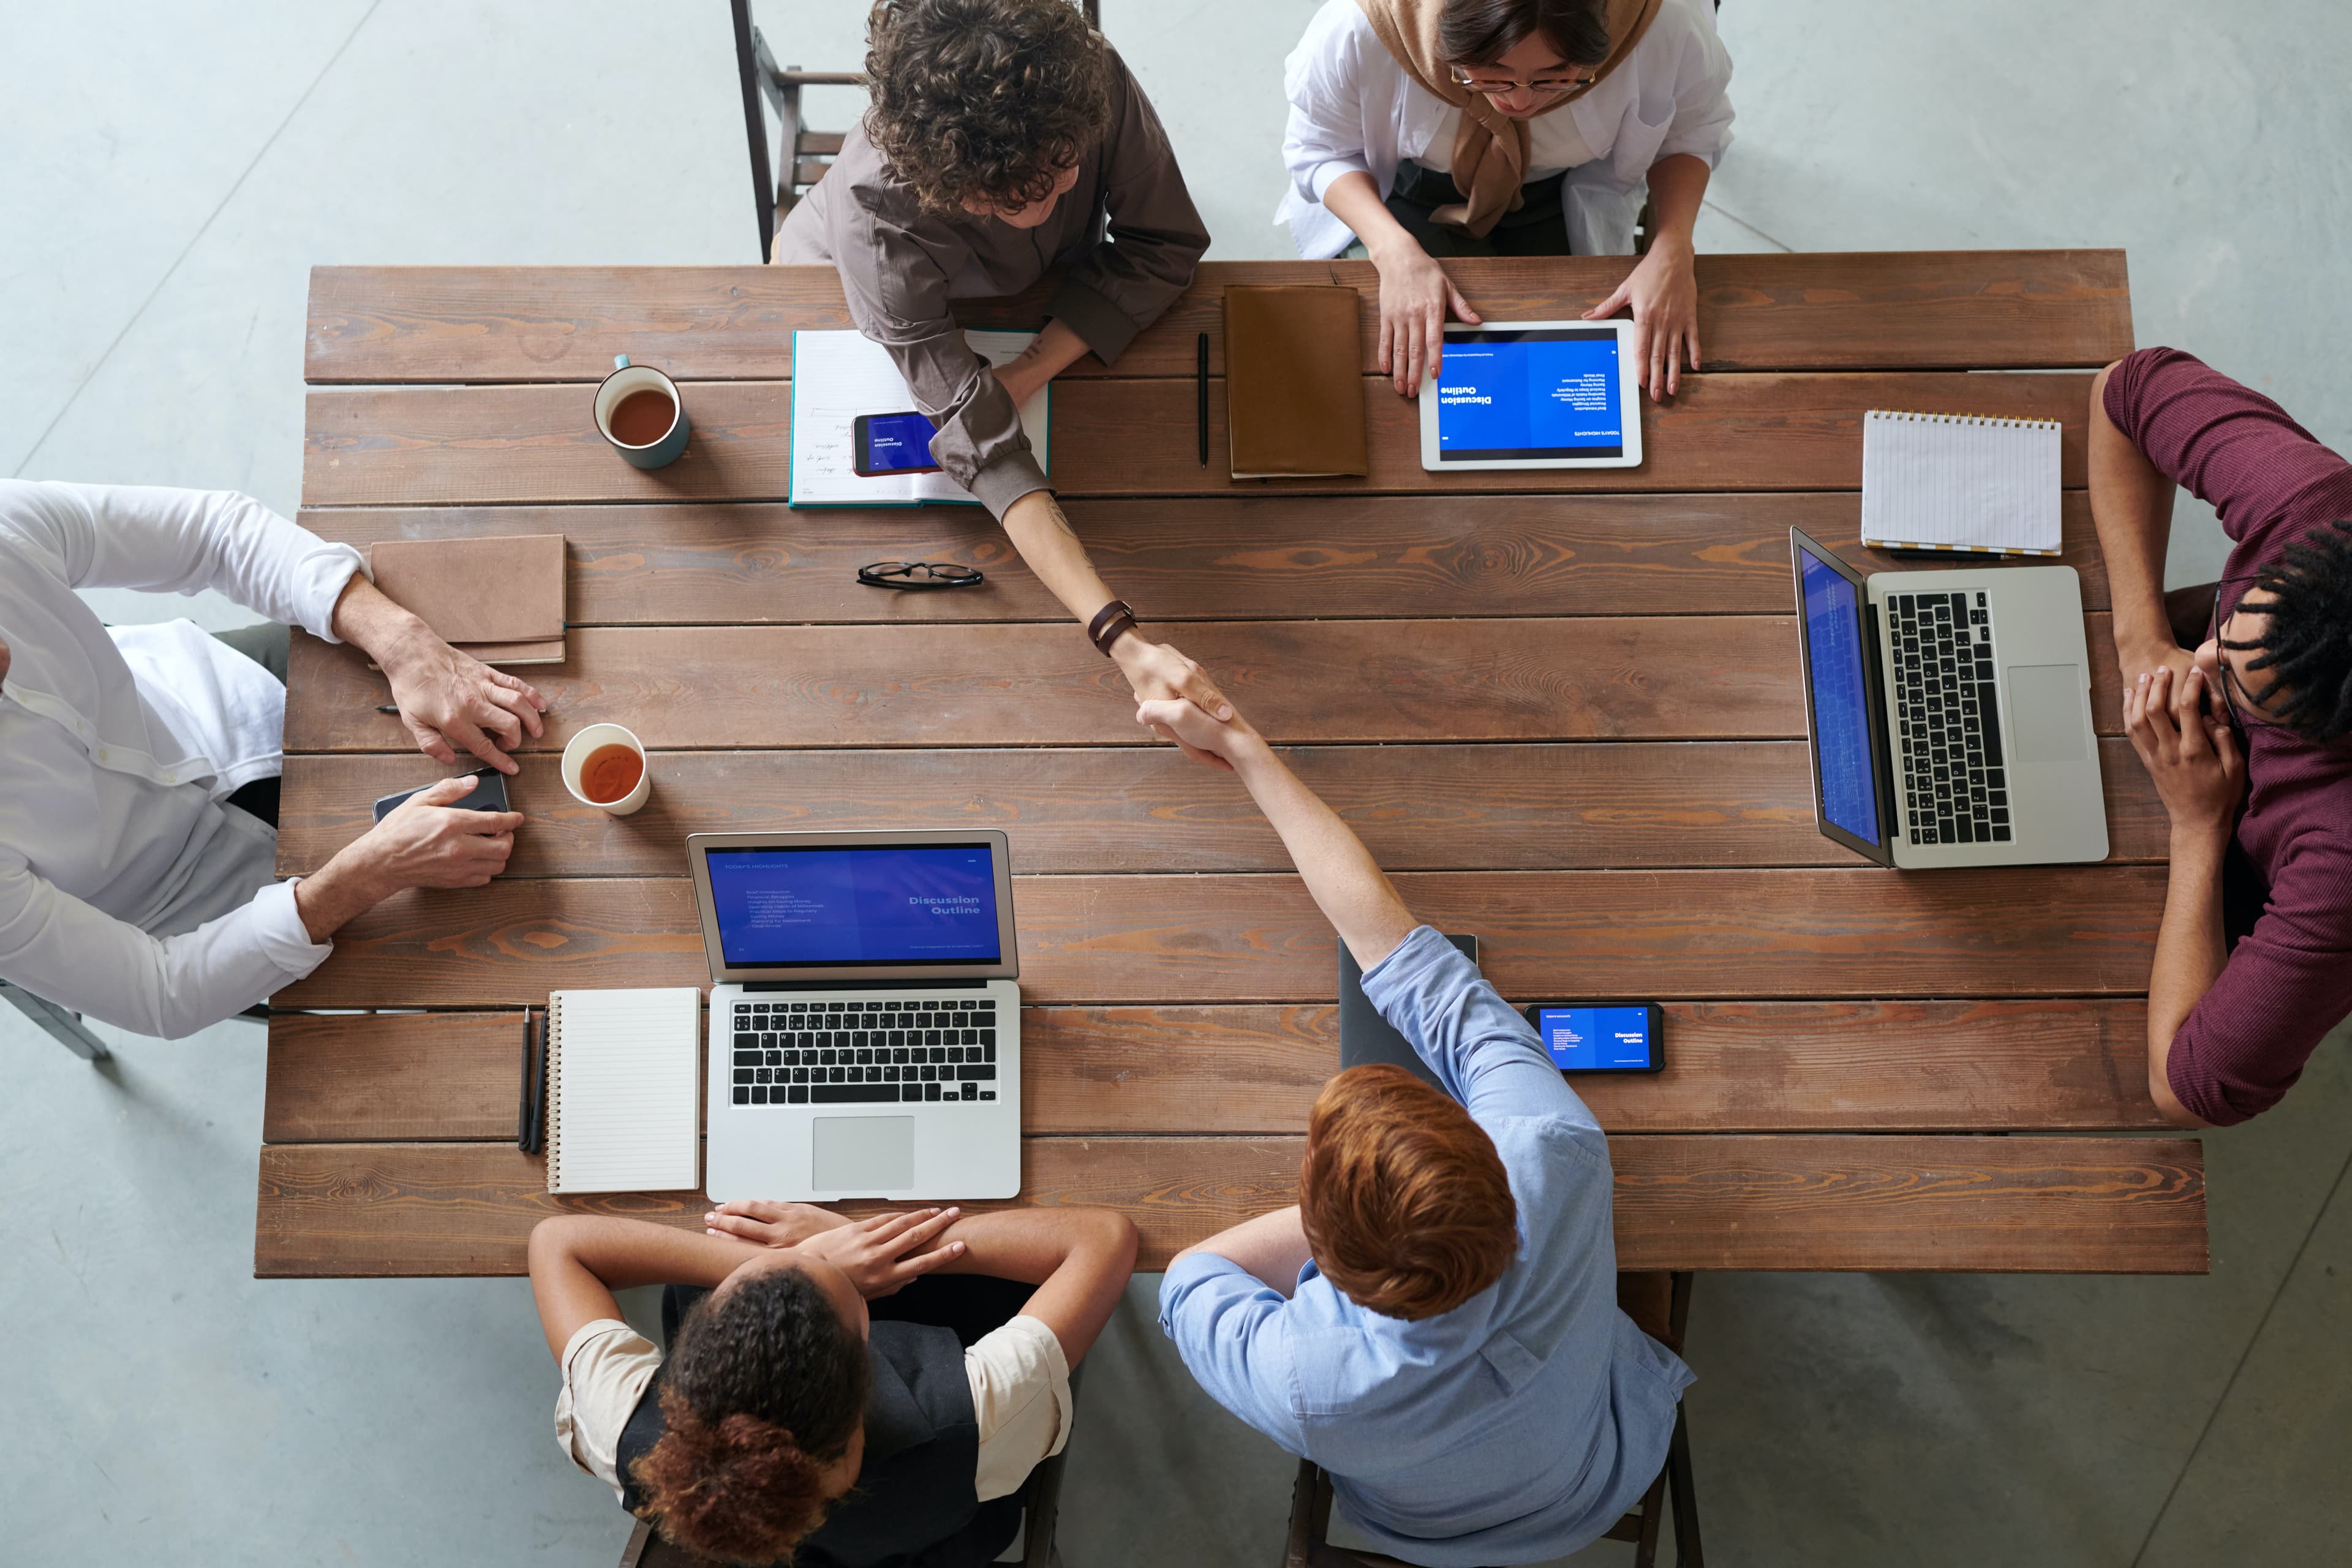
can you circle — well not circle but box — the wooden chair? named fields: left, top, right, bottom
left=728, top=0, right=1103, bottom=263
left=1281, top=1273, right=1701, bottom=1568
left=616, top=1363, right=1085, bottom=1567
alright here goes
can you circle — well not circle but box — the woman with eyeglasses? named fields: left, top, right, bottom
left=1279, top=0, right=1733, bottom=401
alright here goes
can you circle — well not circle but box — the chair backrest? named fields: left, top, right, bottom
left=728, top=0, right=1106, bottom=262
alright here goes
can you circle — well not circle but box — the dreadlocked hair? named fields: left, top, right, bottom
left=2223, top=519, right=2352, bottom=742
left=628, top=1267, right=869, bottom=1564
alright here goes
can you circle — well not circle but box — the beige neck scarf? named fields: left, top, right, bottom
left=1355, top=0, right=1662, bottom=236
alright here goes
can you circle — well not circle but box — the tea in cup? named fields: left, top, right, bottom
left=562, top=723, right=652, bottom=816
left=594, top=355, right=690, bottom=469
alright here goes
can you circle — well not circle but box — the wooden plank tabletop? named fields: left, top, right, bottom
left=301, top=371, right=2095, bottom=507
left=306, top=253, right=2133, bottom=384
left=268, top=251, right=2201, bottom=1279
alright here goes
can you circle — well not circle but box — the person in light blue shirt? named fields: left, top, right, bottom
left=1135, top=690, right=1692, bottom=1566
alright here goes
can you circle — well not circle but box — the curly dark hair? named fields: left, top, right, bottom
left=1438, top=0, right=1613, bottom=69
left=629, top=1267, right=869, bottom=1565
left=2222, top=519, right=2352, bottom=742
left=862, top=0, right=1114, bottom=214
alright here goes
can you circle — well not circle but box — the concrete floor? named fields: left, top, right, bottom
left=6, top=1, right=2350, bottom=1561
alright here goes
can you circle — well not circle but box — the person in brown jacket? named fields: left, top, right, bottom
left=780, top=0, right=1231, bottom=731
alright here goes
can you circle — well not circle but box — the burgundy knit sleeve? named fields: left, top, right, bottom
left=2101, top=347, right=2352, bottom=561
left=2166, top=846, right=2352, bottom=1125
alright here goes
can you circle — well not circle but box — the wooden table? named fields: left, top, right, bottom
left=260, top=252, right=2207, bottom=1279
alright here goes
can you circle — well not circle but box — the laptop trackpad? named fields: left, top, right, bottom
left=2006, top=665, right=2088, bottom=763
left=813, top=1117, right=916, bottom=1191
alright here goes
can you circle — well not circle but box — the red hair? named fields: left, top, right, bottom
left=1300, top=1065, right=1518, bottom=1321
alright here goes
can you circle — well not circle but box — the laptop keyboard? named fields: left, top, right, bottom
left=1887, top=591, right=2013, bottom=846
left=726, top=997, right=1000, bottom=1106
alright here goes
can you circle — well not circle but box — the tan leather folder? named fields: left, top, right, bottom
left=1223, top=285, right=1370, bottom=480
left=367, top=533, right=566, bottom=666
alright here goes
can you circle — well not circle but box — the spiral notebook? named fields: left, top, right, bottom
left=1860, top=409, right=2063, bottom=557
left=545, top=987, right=702, bottom=1194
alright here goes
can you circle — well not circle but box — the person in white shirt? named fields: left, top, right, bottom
left=529, top=1199, right=1136, bottom=1566
left=1280, top=0, right=1734, bottom=401
left=0, top=480, right=546, bottom=1039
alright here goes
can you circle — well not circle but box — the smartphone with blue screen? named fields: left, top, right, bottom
left=1521, top=1001, right=1665, bottom=1074
left=853, top=410, right=941, bottom=477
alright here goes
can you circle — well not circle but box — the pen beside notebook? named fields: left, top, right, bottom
left=1196, top=332, right=1208, bottom=466
left=518, top=1006, right=547, bottom=1154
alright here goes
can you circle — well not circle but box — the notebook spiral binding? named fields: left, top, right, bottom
left=1868, top=409, right=2062, bottom=430
left=545, top=993, right=565, bottom=1192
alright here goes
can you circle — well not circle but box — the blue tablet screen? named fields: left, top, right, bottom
left=705, top=843, right=1001, bottom=967
left=1434, top=328, right=1624, bottom=460
left=1534, top=1006, right=1656, bottom=1071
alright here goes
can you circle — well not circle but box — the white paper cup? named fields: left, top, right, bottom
left=562, top=723, right=651, bottom=816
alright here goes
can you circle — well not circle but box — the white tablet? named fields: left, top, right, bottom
left=1419, top=320, right=1643, bottom=471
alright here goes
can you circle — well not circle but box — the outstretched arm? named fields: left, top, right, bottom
left=998, top=489, right=1234, bottom=739
left=1136, top=698, right=1416, bottom=972
left=527, top=1217, right=763, bottom=1363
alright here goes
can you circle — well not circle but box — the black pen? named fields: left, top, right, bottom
left=376, top=704, right=399, bottom=714
left=1196, top=331, right=1209, bottom=466
left=516, top=1007, right=537, bottom=1149
left=523, top=1006, right=549, bottom=1154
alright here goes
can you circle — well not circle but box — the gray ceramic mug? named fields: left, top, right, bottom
left=594, top=355, right=691, bottom=469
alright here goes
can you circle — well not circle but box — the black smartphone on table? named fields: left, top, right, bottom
left=372, top=767, right=511, bottom=823
left=1520, top=1002, right=1665, bottom=1074
left=852, top=410, right=941, bottom=477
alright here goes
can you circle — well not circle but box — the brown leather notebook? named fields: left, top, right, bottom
left=367, top=534, right=567, bottom=666
left=1223, top=285, right=1369, bottom=479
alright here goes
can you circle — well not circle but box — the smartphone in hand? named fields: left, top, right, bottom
left=372, top=767, right=512, bottom=823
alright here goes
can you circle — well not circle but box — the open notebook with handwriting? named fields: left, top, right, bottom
left=788, top=329, right=1050, bottom=507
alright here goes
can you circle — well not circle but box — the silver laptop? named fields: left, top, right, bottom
left=1789, top=528, right=2107, bottom=868
left=688, top=829, right=1022, bottom=1201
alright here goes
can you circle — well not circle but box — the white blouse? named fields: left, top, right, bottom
left=1277, top=0, right=1735, bottom=258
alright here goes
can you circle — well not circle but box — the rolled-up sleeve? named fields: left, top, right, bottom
left=554, top=1319, right=663, bottom=1503
left=18, top=480, right=365, bottom=641
left=1157, top=1253, right=1310, bottom=1452
left=824, top=201, right=1050, bottom=521
left=2166, top=854, right=2352, bottom=1125
left=966, top=1314, right=1074, bottom=1501
left=1652, top=0, right=1735, bottom=169
left=2101, top=347, right=2352, bottom=554
left=1359, top=925, right=1601, bottom=1137
left=1050, top=57, right=1208, bottom=368
left=0, top=856, right=331, bottom=1039
left=1283, top=2, right=1376, bottom=205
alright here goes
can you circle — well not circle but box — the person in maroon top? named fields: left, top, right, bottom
left=2089, top=347, right=2352, bottom=1126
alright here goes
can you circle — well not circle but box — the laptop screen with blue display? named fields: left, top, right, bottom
left=1796, top=539, right=1887, bottom=847
left=704, top=843, right=1003, bottom=968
